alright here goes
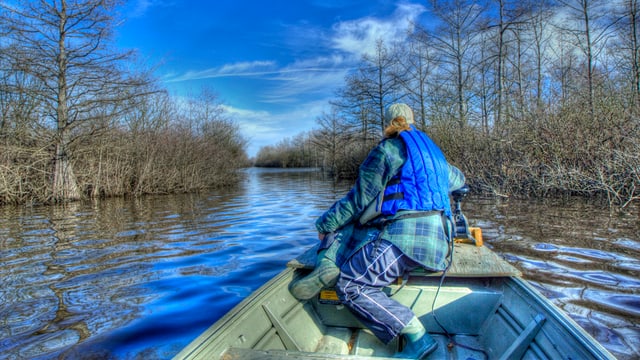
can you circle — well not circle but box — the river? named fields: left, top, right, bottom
left=0, top=168, right=638, bottom=359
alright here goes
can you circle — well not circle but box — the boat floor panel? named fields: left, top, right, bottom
left=221, top=347, right=397, bottom=359
left=176, top=248, right=616, bottom=360
left=351, top=328, right=396, bottom=357
left=315, top=327, right=351, bottom=354
left=221, top=333, right=486, bottom=359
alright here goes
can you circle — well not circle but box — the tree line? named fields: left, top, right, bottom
left=254, top=0, right=640, bottom=208
left=0, top=1, right=249, bottom=206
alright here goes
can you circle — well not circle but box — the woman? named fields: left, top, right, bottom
left=291, top=103, right=465, bottom=359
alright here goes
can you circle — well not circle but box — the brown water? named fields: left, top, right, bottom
left=465, top=197, right=640, bottom=359
left=0, top=168, right=638, bottom=359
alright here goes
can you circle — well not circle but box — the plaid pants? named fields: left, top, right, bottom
left=335, top=239, right=420, bottom=344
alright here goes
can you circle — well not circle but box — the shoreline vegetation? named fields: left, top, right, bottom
left=252, top=1, right=640, bottom=209
left=0, top=1, right=250, bottom=206
left=2, top=1, right=639, bottom=209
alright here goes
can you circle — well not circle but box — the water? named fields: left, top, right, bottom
left=0, top=168, right=638, bottom=359
left=465, top=197, right=640, bottom=358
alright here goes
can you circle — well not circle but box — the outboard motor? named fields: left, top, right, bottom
left=451, top=185, right=483, bottom=246
left=452, top=185, right=470, bottom=239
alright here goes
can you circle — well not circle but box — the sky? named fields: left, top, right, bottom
left=115, top=0, right=429, bottom=157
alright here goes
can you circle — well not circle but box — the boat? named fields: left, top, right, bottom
left=173, top=188, right=616, bottom=360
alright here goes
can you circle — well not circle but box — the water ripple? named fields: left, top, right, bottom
left=467, top=197, right=640, bottom=359
left=0, top=170, right=638, bottom=359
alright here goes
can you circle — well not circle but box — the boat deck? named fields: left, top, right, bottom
left=221, top=332, right=485, bottom=359
left=287, top=242, right=522, bottom=278
left=175, top=243, right=615, bottom=360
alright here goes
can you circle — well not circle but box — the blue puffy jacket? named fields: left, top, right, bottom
left=381, top=125, right=452, bottom=217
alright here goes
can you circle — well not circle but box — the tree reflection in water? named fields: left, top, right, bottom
left=0, top=169, right=637, bottom=359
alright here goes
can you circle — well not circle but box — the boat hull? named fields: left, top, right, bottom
left=174, top=245, right=615, bottom=359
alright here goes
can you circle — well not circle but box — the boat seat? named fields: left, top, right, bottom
left=287, top=242, right=521, bottom=278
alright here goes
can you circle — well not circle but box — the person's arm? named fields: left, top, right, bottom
left=448, top=164, right=465, bottom=192
left=315, top=142, right=396, bottom=235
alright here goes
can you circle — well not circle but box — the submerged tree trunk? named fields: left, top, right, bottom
left=0, top=0, right=149, bottom=203
left=52, top=0, right=79, bottom=201
left=53, top=142, right=81, bottom=201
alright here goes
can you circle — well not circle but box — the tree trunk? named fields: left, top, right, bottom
left=53, top=141, right=81, bottom=201
left=52, top=0, right=80, bottom=202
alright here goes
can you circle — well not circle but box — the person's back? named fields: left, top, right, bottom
left=290, top=103, right=465, bottom=359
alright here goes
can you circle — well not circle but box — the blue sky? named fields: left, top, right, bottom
left=116, top=1, right=428, bottom=157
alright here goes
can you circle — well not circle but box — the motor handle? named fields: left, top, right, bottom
left=450, top=184, right=482, bottom=246
left=451, top=184, right=470, bottom=204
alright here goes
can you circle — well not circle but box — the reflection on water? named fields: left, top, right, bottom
left=465, top=197, right=640, bottom=359
left=0, top=168, right=638, bottom=359
left=0, top=168, right=345, bottom=359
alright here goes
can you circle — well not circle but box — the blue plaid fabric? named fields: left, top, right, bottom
left=316, top=135, right=465, bottom=271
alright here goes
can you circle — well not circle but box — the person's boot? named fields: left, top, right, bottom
left=393, top=316, right=437, bottom=359
left=289, top=251, right=339, bottom=300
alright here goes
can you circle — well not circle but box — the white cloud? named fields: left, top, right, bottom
left=224, top=101, right=329, bottom=158
left=331, top=3, right=426, bottom=57
left=165, top=60, right=278, bottom=82
left=218, top=61, right=278, bottom=75
left=165, top=57, right=348, bottom=106
left=130, top=0, right=152, bottom=16
left=158, top=2, right=427, bottom=155
left=223, top=105, right=270, bottom=119
left=260, top=68, right=347, bottom=104
left=164, top=2, right=425, bottom=86
left=128, top=0, right=173, bottom=18
left=247, top=3, right=428, bottom=104
left=223, top=105, right=285, bottom=152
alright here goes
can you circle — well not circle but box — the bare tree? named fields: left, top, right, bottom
left=0, top=0, right=149, bottom=202
left=556, top=0, right=616, bottom=120
left=399, top=33, right=438, bottom=128
left=348, top=40, right=403, bottom=136
left=486, top=0, right=530, bottom=130
left=427, top=0, right=487, bottom=129
left=612, top=0, right=640, bottom=111
left=527, top=0, right=554, bottom=112
left=313, top=107, right=352, bottom=173
left=332, top=74, right=378, bottom=151
left=474, top=31, right=495, bottom=133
